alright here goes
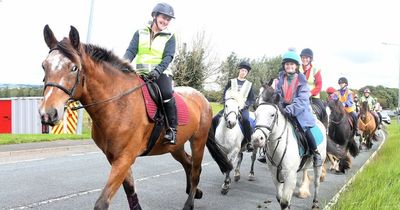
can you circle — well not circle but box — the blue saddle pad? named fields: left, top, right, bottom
left=297, top=126, right=324, bottom=156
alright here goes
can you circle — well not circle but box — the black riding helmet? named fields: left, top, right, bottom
left=238, top=61, right=251, bottom=72
left=338, top=77, right=348, bottom=85
left=151, top=3, right=175, bottom=18
left=300, top=48, right=313, bottom=61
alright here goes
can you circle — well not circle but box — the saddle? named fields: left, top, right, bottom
left=287, top=116, right=324, bottom=171
left=138, top=77, right=189, bottom=156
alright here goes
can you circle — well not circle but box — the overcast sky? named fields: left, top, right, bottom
left=1, top=0, right=400, bottom=90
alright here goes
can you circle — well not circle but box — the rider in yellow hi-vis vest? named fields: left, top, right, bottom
left=332, top=77, right=359, bottom=136
left=123, top=3, right=177, bottom=144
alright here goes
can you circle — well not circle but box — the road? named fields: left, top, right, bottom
left=0, top=136, right=384, bottom=210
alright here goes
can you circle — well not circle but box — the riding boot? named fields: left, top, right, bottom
left=241, top=118, right=254, bottom=152
left=351, top=113, right=360, bottom=136
left=163, top=97, right=177, bottom=145
left=305, top=128, right=322, bottom=167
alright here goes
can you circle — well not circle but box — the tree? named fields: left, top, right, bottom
left=172, top=31, right=218, bottom=91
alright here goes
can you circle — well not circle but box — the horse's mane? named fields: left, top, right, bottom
left=328, top=99, right=346, bottom=117
left=360, top=101, right=369, bottom=114
left=57, top=38, right=134, bottom=72
left=260, top=83, right=286, bottom=115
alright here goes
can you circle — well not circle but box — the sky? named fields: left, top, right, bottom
left=1, top=0, right=400, bottom=90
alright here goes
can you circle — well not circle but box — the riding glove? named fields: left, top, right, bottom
left=148, top=69, right=161, bottom=81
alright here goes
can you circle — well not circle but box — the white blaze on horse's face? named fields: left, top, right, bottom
left=224, top=98, right=240, bottom=129
left=252, top=104, right=277, bottom=147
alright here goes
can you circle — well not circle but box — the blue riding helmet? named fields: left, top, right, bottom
left=282, top=50, right=301, bottom=65
left=151, top=3, right=175, bottom=18
left=338, top=77, right=348, bottom=85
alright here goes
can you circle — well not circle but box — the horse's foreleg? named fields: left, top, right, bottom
left=248, top=148, right=257, bottom=181
left=234, top=151, right=243, bottom=182
left=280, top=170, right=297, bottom=210
left=123, top=169, right=142, bottom=210
left=298, top=170, right=310, bottom=198
left=95, top=155, right=133, bottom=210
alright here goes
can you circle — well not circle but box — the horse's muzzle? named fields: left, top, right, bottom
left=40, top=108, right=60, bottom=126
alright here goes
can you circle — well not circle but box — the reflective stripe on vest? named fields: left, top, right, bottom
left=337, top=90, right=355, bottom=113
left=301, top=65, right=320, bottom=98
left=136, top=27, right=173, bottom=75
left=230, top=79, right=252, bottom=109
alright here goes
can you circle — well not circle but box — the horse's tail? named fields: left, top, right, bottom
left=348, top=137, right=360, bottom=157
left=206, top=127, right=233, bottom=174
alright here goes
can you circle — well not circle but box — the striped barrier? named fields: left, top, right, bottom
left=50, top=102, right=79, bottom=134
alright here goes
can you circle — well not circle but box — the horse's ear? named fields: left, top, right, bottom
left=267, top=78, right=274, bottom=87
left=43, top=24, right=57, bottom=49
left=69, top=25, right=80, bottom=50
left=273, top=93, right=281, bottom=104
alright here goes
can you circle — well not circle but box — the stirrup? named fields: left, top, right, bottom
left=163, top=128, right=176, bottom=145
left=257, top=155, right=267, bottom=163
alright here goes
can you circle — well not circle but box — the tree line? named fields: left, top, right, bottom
left=1, top=32, right=398, bottom=109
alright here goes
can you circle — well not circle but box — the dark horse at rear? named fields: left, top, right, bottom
left=327, top=99, right=360, bottom=173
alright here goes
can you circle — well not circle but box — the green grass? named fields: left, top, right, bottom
left=211, top=102, right=223, bottom=115
left=0, top=133, right=91, bottom=145
left=331, top=121, right=400, bottom=210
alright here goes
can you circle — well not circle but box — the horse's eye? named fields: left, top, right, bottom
left=42, top=64, right=45, bottom=70
left=270, top=113, right=275, bottom=117
left=71, top=66, right=79, bottom=72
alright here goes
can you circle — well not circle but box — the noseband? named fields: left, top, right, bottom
left=223, top=98, right=240, bottom=122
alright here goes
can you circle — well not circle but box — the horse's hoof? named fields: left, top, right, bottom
left=221, top=188, right=229, bottom=195
left=194, top=189, right=203, bottom=199
left=234, top=175, right=240, bottom=182
left=248, top=174, right=255, bottom=181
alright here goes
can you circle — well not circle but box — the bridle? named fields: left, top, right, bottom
left=43, top=48, right=82, bottom=101
left=223, top=98, right=240, bottom=122
left=254, top=102, right=288, bottom=183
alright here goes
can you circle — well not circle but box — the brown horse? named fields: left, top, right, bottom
left=358, top=101, right=377, bottom=149
left=39, top=25, right=232, bottom=210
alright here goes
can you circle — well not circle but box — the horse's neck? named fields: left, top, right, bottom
left=80, top=64, right=142, bottom=124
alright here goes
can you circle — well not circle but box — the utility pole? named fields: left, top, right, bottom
left=76, top=0, right=95, bottom=135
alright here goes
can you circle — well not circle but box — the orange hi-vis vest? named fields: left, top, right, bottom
left=336, top=90, right=355, bottom=113
left=301, top=65, right=320, bottom=98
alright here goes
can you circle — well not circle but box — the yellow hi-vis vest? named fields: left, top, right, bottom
left=136, top=27, right=173, bottom=75
left=336, top=90, right=356, bottom=113
left=229, top=79, right=252, bottom=109
left=300, top=65, right=320, bottom=98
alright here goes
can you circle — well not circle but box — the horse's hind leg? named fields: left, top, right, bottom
left=312, top=166, right=323, bottom=209
left=181, top=138, right=206, bottom=210
left=298, top=170, right=310, bottom=198
left=170, top=147, right=203, bottom=199
left=95, top=154, right=134, bottom=210
left=123, top=169, right=142, bottom=210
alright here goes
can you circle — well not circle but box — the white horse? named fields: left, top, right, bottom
left=251, top=86, right=326, bottom=210
left=215, top=94, right=258, bottom=195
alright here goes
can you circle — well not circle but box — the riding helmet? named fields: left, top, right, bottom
left=300, top=48, right=313, bottom=59
left=282, top=50, right=301, bottom=65
left=238, top=61, right=251, bottom=71
left=338, top=77, right=348, bottom=85
left=364, top=88, right=371, bottom=93
left=151, top=3, right=175, bottom=18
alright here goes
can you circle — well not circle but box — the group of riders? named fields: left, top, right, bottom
left=123, top=3, right=384, bottom=163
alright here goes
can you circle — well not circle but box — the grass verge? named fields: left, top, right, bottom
left=331, top=121, right=400, bottom=210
